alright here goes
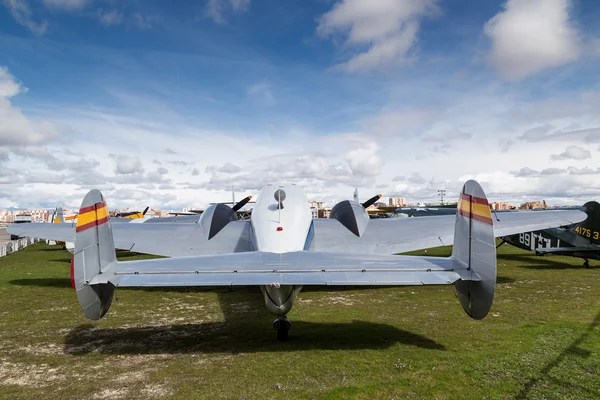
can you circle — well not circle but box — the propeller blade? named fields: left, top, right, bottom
left=142, top=206, right=149, bottom=216
left=232, top=196, right=252, bottom=212
left=362, top=194, right=382, bottom=209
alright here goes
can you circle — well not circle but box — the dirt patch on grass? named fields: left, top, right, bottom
left=0, top=360, right=66, bottom=387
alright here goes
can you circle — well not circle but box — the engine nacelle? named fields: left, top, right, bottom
left=329, top=200, right=370, bottom=237
left=199, top=204, right=238, bottom=239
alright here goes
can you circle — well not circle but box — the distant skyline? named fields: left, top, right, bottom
left=1, top=0, right=600, bottom=209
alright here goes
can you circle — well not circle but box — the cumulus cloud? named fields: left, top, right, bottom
left=344, top=143, right=381, bottom=178
left=317, top=0, right=439, bottom=72
left=540, top=168, right=565, bottom=175
left=206, top=162, right=242, bottom=174
left=0, top=67, right=59, bottom=146
left=484, top=0, right=581, bottom=80
left=205, top=0, right=251, bottom=24
left=567, top=166, right=600, bottom=175
left=513, top=167, right=539, bottom=177
left=550, top=145, right=591, bottom=160
left=109, top=154, right=145, bottom=174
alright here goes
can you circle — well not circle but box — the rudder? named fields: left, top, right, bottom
left=73, top=190, right=117, bottom=320
left=452, top=180, right=497, bottom=320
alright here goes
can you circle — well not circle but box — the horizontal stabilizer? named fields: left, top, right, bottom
left=91, top=251, right=478, bottom=287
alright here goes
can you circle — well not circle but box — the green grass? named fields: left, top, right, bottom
left=0, top=243, right=598, bottom=399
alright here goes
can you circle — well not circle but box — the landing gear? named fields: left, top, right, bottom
left=583, top=259, right=589, bottom=268
left=273, top=316, right=291, bottom=342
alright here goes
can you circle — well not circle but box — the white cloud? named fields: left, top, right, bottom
left=206, top=163, right=242, bottom=174
left=550, top=145, right=591, bottom=160
left=43, top=0, right=89, bottom=10
left=98, top=9, right=123, bottom=26
left=512, top=167, right=538, bottom=177
left=344, top=143, right=381, bottom=178
left=2, top=0, right=48, bottom=35
left=317, top=0, right=439, bottom=72
left=483, top=0, right=581, bottom=80
left=205, top=0, right=251, bottom=24
left=0, top=67, right=59, bottom=147
left=109, top=154, right=145, bottom=174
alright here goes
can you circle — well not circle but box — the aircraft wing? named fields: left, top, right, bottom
left=535, top=246, right=600, bottom=255
left=7, top=220, right=254, bottom=257
left=6, top=223, right=75, bottom=243
left=91, top=251, right=475, bottom=287
left=9, top=209, right=585, bottom=257
left=311, top=209, right=587, bottom=254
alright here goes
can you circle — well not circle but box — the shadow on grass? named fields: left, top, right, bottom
left=500, top=254, right=598, bottom=269
left=40, top=247, right=68, bottom=252
left=63, top=320, right=446, bottom=355
left=516, top=311, right=600, bottom=399
left=497, top=276, right=515, bottom=284
left=10, top=278, right=71, bottom=288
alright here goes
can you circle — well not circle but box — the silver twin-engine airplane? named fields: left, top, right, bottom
left=8, top=181, right=586, bottom=340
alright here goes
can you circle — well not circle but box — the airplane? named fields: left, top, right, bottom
left=112, top=206, right=149, bottom=219
left=498, top=201, right=600, bottom=267
left=9, top=180, right=586, bottom=341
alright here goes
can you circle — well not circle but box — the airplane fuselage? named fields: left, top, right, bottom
left=250, top=184, right=312, bottom=317
left=502, top=227, right=600, bottom=261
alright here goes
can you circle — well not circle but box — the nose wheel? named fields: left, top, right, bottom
left=273, top=316, right=291, bottom=342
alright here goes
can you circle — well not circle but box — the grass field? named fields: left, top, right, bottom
left=0, top=243, right=598, bottom=399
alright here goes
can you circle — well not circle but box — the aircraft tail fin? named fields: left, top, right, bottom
left=72, top=189, right=116, bottom=320
left=53, top=207, right=64, bottom=223
left=571, top=201, right=600, bottom=245
left=451, top=180, right=496, bottom=320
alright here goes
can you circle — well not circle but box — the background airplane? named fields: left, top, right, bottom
left=499, top=201, right=600, bottom=267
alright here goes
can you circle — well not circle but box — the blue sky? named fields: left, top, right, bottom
left=1, top=0, right=600, bottom=210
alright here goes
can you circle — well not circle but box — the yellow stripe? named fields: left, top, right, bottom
left=124, top=213, right=143, bottom=219
left=458, top=199, right=492, bottom=219
left=96, top=205, right=109, bottom=220
left=76, top=206, right=108, bottom=227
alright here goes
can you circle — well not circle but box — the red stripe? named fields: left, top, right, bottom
left=75, top=220, right=97, bottom=232
left=96, top=216, right=109, bottom=227
left=472, top=213, right=493, bottom=225
left=458, top=208, right=493, bottom=225
left=471, top=196, right=489, bottom=205
left=460, top=193, right=488, bottom=205
left=79, top=201, right=106, bottom=214
left=457, top=208, right=470, bottom=218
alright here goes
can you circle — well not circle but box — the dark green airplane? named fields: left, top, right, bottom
left=498, top=201, right=600, bottom=267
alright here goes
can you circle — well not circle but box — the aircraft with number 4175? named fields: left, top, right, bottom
left=498, top=201, right=600, bottom=267
left=7, top=181, right=586, bottom=341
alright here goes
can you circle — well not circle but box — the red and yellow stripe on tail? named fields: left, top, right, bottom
left=457, top=193, right=493, bottom=225
left=75, top=201, right=109, bottom=232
